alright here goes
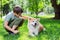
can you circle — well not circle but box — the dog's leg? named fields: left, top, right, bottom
left=34, top=29, right=38, bottom=36
left=39, top=26, right=43, bottom=32
left=29, top=31, right=35, bottom=37
left=34, top=31, right=38, bottom=36
left=39, top=26, right=46, bottom=32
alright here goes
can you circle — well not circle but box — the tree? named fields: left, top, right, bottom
left=51, top=0, right=60, bottom=19
left=2, top=0, right=10, bottom=15
left=28, top=0, right=43, bottom=15
left=3, top=3, right=10, bottom=15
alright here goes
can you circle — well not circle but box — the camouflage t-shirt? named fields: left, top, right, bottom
left=4, top=11, right=22, bottom=27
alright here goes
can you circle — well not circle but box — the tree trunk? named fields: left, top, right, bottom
left=3, top=3, right=10, bottom=15
left=51, top=0, right=60, bottom=19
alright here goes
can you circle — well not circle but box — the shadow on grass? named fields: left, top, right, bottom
left=34, top=16, right=60, bottom=40
left=37, top=30, right=60, bottom=40
left=3, top=33, right=20, bottom=40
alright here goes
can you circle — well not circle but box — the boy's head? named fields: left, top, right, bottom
left=13, top=6, right=23, bottom=17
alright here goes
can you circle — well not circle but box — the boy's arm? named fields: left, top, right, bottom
left=4, top=21, right=18, bottom=34
left=19, top=16, right=29, bottom=20
left=4, top=21, right=14, bottom=32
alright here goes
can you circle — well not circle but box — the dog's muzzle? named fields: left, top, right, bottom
left=32, top=23, right=37, bottom=27
left=35, top=23, right=37, bottom=26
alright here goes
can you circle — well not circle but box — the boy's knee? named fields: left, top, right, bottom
left=14, top=18, right=24, bottom=26
left=16, top=18, right=24, bottom=21
left=18, top=19, right=24, bottom=26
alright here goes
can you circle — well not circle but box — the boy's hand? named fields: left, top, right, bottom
left=19, top=16, right=29, bottom=20
left=12, top=30, right=19, bottom=34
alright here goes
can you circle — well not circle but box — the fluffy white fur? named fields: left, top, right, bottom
left=27, top=18, right=45, bottom=36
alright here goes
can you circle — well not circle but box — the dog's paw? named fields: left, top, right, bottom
left=43, top=28, right=46, bottom=31
left=29, top=34, right=35, bottom=37
left=34, top=32, right=38, bottom=36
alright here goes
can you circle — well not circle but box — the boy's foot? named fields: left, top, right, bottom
left=9, top=32, right=15, bottom=35
left=13, top=30, right=19, bottom=34
left=9, top=32, right=19, bottom=35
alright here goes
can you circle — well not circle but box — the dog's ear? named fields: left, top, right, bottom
left=29, top=18, right=31, bottom=20
left=37, top=18, right=40, bottom=21
left=28, top=17, right=32, bottom=20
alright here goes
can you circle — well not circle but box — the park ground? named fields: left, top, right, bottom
left=0, top=14, right=60, bottom=40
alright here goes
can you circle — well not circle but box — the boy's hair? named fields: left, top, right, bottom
left=13, top=6, right=23, bottom=14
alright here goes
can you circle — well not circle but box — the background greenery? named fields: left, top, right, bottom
left=0, top=0, right=60, bottom=19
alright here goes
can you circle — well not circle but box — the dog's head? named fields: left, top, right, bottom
left=28, top=18, right=40, bottom=27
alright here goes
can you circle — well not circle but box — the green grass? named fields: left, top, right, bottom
left=0, top=15, right=60, bottom=40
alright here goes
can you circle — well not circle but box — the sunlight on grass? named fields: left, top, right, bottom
left=0, top=14, right=60, bottom=40
left=40, top=35, right=48, bottom=40
left=0, top=36, right=4, bottom=40
left=18, top=31, right=37, bottom=40
left=39, top=14, right=54, bottom=18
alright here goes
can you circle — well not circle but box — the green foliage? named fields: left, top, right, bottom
left=28, top=0, right=37, bottom=13
left=38, top=1, right=44, bottom=11
left=2, top=0, right=9, bottom=6
left=28, top=0, right=44, bottom=14
left=0, top=1, right=1, bottom=11
left=1, top=0, right=54, bottom=14
left=57, top=0, right=60, bottom=5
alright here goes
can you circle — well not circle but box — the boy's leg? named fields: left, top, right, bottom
left=14, top=19, right=24, bottom=30
left=8, top=18, right=24, bottom=34
left=5, top=28, right=14, bottom=34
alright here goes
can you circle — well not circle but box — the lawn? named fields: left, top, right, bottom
left=0, top=14, right=60, bottom=40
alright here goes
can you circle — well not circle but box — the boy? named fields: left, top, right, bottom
left=4, top=6, right=28, bottom=34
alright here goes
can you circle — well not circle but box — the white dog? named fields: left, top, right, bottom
left=28, top=18, right=45, bottom=37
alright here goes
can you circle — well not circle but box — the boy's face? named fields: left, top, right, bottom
left=14, top=12, right=22, bottom=17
